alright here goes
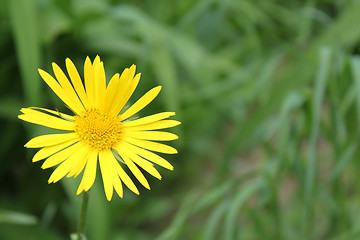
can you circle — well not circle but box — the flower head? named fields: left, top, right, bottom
left=19, top=56, right=180, bottom=200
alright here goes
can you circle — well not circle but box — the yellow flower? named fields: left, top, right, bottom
left=19, top=56, right=180, bottom=201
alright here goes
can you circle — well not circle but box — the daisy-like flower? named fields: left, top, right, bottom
left=19, top=56, right=180, bottom=201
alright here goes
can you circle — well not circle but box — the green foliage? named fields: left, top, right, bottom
left=1, top=0, right=360, bottom=239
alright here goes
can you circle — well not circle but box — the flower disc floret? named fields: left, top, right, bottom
left=74, top=109, right=122, bottom=151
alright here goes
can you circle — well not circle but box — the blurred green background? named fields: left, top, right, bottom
left=1, top=0, right=360, bottom=239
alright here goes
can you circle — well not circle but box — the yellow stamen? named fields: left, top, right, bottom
left=74, top=109, right=122, bottom=151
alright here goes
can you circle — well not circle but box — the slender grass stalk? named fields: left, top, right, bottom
left=303, top=47, right=331, bottom=238
left=77, top=192, right=89, bottom=240
left=8, top=0, right=42, bottom=106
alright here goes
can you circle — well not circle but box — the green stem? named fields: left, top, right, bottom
left=77, top=191, right=89, bottom=240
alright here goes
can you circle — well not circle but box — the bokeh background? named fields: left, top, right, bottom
left=1, top=0, right=360, bottom=239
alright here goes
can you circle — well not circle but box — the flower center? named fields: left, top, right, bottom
left=74, top=109, right=123, bottom=151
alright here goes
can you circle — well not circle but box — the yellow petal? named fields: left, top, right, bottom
left=110, top=153, right=139, bottom=195
left=131, top=155, right=162, bottom=180
left=112, top=170, right=124, bottom=199
left=105, top=151, right=124, bottom=198
left=92, top=56, right=101, bottom=105
left=123, top=137, right=178, bottom=154
left=52, top=62, right=84, bottom=114
left=124, top=130, right=178, bottom=141
left=123, top=112, right=176, bottom=127
left=67, top=145, right=91, bottom=178
left=107, top=68, right=130, bottom=117
left=120, top=142, right=174, bottom=170
left=25, top=132, right=79, bottom=148
left=110, top=67, right=140, bottom=117
left=99, top=151, right=114, bottom=201
left=82, top=150, right=98, bottom=191
left=104, top=73, right=120, bottom=114
left=19, top=108, right=74, bottom=131
left=120, top=86, right=161, bottom=121
left=94, top=58, right=107, bottom=113
left=119, top=152, right=150, bottom=189
left=114, top=72, right=140, bottom=116
left=84, top=56, right=95, bottom=107
left=48, top=144, right=88, bottom=183
left=38, top=69, right=79, bottom=114
left=76, top=181, right=85, bottom=195
left=116, top=144, right=162, bottom=180
left=41, top=142, right=82, bottom=169
left=66, top=58, right=89, bottom=108
left=29, top=107, right=74, bottom=121
left=125, top=120, right=181, bottom=131
left=48, top=162, right=71, bottom=183
left=32, top=139, right=78, bottom=162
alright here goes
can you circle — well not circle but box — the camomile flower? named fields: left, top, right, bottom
left=19, top=56, right=180, bottom=201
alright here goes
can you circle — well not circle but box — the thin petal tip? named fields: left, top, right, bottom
left=65, top=58, right=73, bottom=65
left=32, top=157, right=41, bottom=163
left=132, top=188, right=140, bottom=195
left=41, top=163, right=49, bottom=169
left=169, top=148, right=178, bottom=154
left=85, top=56, right=91, bottom=64
left=166, top=164, right=174, bottom=171
left=37, top=68, right=44, bottom=73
